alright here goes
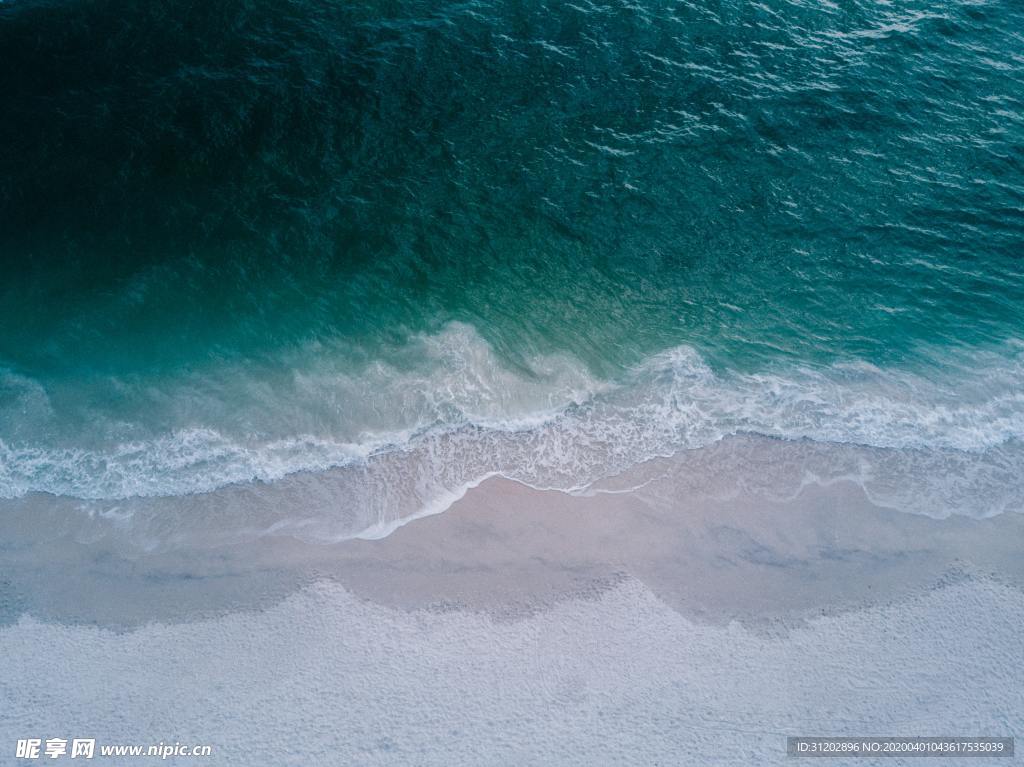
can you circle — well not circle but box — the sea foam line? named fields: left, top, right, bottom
left=1, top=325, right=1023, bottom=516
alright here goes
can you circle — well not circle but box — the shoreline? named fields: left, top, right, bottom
left=2, top=446, right=1023, bottom=764
left=2, top=469, right=1023, bottom=764
left=2, top=445, right=1023, bottom=629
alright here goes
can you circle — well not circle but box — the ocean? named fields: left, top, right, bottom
left=2, top=0, right=1023, bottom=540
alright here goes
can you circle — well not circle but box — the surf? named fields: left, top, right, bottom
left=2, top=324, right=1022, bottom=534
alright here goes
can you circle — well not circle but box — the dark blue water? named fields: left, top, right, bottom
left=1, top=0, right=1023, bottom=524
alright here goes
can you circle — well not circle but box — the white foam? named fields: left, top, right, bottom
left=2, top=324, right=1023, bottom=530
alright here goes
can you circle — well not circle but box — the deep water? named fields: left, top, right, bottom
left=1, top=0, right=1023, bottom=518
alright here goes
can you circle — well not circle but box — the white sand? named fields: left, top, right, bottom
left=1, top=446, right=1022, bottom=765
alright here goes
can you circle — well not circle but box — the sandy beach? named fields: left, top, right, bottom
left=2, top=439, right=1022, bottom=765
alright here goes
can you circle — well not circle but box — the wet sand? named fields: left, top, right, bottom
left=2, top=450, right=1022, bottom=764
left=2, top=457, right=1023, bottom=628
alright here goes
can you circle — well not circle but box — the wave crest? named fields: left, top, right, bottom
left=2, top=325, right=1023, bottom=530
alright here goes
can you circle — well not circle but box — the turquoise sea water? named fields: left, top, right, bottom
left=1, top=0, right=1023, bottom=527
